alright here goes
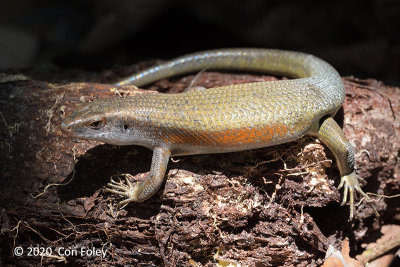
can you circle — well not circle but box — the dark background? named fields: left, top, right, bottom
left=1, top=0, right=399, bottom=85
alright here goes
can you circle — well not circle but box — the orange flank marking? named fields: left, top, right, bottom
left=160, top=123, right=290, bottom=146
left=165, top=133, right=182, bottom=144
left=213, top=123, right=289, bottom=146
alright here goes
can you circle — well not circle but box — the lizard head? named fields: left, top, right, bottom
left=61, top=98, right=139, bottom=145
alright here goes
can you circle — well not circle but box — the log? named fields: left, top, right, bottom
left=0, top=66, right=399, bottom=266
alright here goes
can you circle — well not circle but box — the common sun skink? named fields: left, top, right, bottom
left=61, top=48, right=377, bottom=220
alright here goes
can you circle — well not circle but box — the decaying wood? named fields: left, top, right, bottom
left=0, top=67, right=399, bottom=266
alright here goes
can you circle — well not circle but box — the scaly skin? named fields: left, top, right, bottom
left=61, top=48, right=377, bottom=220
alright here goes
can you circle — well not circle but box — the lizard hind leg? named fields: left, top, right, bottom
left=308, top=116, right=378, bottom=220
left=105, top=147, right=171, bottom=206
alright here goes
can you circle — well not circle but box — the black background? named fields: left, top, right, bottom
left=1, top=0, right=399, bottom=84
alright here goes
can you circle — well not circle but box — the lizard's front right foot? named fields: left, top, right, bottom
left=105, top=176, right=140, bottom=206
left=338, top=171, right=379, bottom=220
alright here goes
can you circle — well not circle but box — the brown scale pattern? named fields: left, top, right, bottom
left=97, top=79, right=331, bottom=154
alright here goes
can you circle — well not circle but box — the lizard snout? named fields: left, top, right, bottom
left=60, top=118, right=73, bottom=133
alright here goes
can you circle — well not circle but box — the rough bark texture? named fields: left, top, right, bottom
left=0, top=65, right=399, bottom=266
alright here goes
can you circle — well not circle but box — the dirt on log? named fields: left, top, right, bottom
left=0, top=65, right=399, bottom=266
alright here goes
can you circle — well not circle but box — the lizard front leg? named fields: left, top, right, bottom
left=105, top=146, right=171, bottom=206
left=309, top=116, right=378, bottom=220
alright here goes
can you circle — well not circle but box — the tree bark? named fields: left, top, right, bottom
left=0, top=67, right=399, bottom=266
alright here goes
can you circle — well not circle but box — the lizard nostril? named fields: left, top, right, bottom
left=60, top=121, right=71, bottom=132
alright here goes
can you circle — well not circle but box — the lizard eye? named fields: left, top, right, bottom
left=87, top=119, right=105, bottom=129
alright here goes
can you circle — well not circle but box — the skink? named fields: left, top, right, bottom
left=61, top=48, right=377, bottom=220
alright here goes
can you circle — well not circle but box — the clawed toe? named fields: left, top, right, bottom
left=339, top=172, right=379, bottom=220
left=104, top=176, right=138, bottom=206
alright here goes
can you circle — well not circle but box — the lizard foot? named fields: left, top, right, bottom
left=105, top=176, right=140, bottom=206
left=338, top=171, right=379, bottom=220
